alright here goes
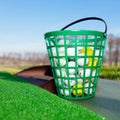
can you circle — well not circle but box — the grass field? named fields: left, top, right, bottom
left=0, top=72, right=105, bottom=120
left=0, top=66, right=23, bottom=74
left=100, top=66, right=120, bottom=80
left=0, top=65, right=32, bottom=74
left=0, top=65, right=120, bottom=80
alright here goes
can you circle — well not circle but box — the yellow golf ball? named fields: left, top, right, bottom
left=80, top=47, right=93, bottom=56
left=87, top=58, right=98, bottom=67
left=72, top=83, right=83, bottom=96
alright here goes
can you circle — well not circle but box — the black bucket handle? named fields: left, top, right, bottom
left=61, top=17, right=107, bottom=37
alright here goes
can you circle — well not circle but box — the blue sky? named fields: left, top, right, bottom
left=0, top=0, right=120, bottom=54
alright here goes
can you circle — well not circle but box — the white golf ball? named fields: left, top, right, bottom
left=53, top=58, right=58, bottom=66
left=77, top=78, right=83, bottom=84
left=95, top=50, right=102, bottom=56
left=68, top=61, right=76, bottom=75
left=51, top=47, right=57, bottom=56
left=84, top=83, right=93, bottom=94
left=56, top=68, right=66, bottom=77
left=64, top=75, right=76, bottom=87
left=57, top=78, right=62, bottom=86
left=58, top=39, right=69, bottom=45
left=77, top=47, right=83, bottom=55
left=92, top=70, right=96, bottom=76
left=84, top=88, right=93, bottom=94
left=95, top=50, right=100, bottom=56
left=78, top=68, right=91, bottom=77
left=91, top=78, right=95, bottom=83
left=60, top=89, right=70, bottom=96
left=91, top=47, right=94, bottom=50
left=68, top=61, right=76, bottom=66
left=64, top=79, right=76, bottom=87
left=84, top=82, right=94, bottom=87
left=64, top=75, right=83, bottom=86
left=54, top=58, right=66, bottom=66
left=77, top=56, right=89, bottom=66
left=67, top=47, right=75, bottom=56
left=58, top=47, right=65, bottom=56
left=77, top=46, right=83, bottom=51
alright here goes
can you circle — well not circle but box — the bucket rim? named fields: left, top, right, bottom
left=44, top=30, right=105, bottom=38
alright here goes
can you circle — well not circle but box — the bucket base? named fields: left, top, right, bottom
left=58, top=93, right=95, bottom=100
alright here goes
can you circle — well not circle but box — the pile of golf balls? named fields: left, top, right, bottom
left=49, top=38, right=100, bottom=97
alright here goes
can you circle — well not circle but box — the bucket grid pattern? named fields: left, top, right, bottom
left=44, top=17, right=107, bottom=100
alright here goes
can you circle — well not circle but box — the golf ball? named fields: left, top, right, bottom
left=78, top=68, right=91, bottom=77
left=64, top=75, right=76, bottom=87
left=58, top=47, right=65, bottom=56
left=77, top=46, right=83, bottom=51
left=51, top=47, right=57, bottom=56
left=92, top=70, right=96, bottom=76
left=84, top=83, right=93, bottom=94
left=53, top=58, right=58, bottom=66
left=87, top=58, right=98, bottom=67
left=77, top=56, right=89, bottom=66
left=56, top=68, right=66, bottom=77
left=72, top=83, right=83, bottom=96
left=57, top=78, right=62, bottom=86
left=78, top=69, right=96, bottom=77
left=54, top=58, right=66, bottom=66
left=67, top=47, right=75, bottom=56
left=77, top=47, right=83, bottom=55
left=58, top=39, right=69, bottom=45
left=68, top=61, right=76, bottom=75
left=95, top=50, right=102, bottom=56
left=60, top=89, right=70, bottom=96
left=84, top=88, right=93, bottom=94
left=77, top=78, right=83, bottom=84
left=80, top=47, right=93, bottom=56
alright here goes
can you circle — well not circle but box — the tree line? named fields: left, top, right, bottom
left=106, top=34, right=120, bottom=66
left=0, top=34, right=120, bottom=66
left=0, top=52, right=49, bottom=66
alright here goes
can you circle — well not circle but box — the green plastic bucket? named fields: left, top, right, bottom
left=44, top=17, right=107, bottom=100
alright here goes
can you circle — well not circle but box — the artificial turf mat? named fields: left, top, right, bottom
left=0, top=72, right=105, bottom=120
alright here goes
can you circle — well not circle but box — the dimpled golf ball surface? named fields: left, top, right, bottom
left=77, top=78, right=83, bottom=83
left=56, top=69, right=66, bottom=77
left=58, top=47, right=65, bottom=56
left=57, top=78, right=63, bottom=86
left=72, top=83, right=83, bottom=96
left=60, top=89, right=70, bottom=96
left=58, top=39, right=69, bottom=45
left=64, top=75, right=76, bottom=87
left=54, top=58, right=66, bottom=66
left=84, top=83, right=94, bottom=94
left=51, top=47, right=57, bottom=56
left=68, top=61, right=76, bottom=75
left=67, top=47, right=75, bottom=56
left=77, top=56, right=89, bottom=66
left=78, top=68, right=91, bottom=77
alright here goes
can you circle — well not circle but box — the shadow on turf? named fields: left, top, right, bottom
left=0, top=72, right=47, bottom=86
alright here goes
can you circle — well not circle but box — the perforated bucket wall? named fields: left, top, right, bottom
left=45, top=30, right=107, bottom=100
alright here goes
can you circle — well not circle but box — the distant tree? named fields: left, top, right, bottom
left=114, top=37, right=120, bottom=66
left=108, top=34, right=114, bottom=66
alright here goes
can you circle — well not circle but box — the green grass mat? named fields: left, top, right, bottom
left=0, top=72, right=105, bottom=120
